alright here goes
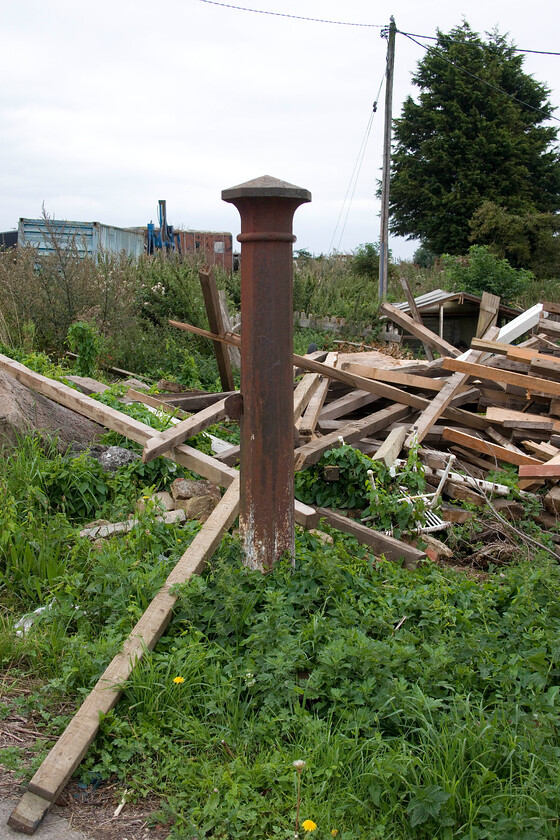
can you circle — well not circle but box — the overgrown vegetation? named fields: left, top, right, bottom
left=1, top=223, right=560, bottom=837
left=1, top=434, right=560, bottom=838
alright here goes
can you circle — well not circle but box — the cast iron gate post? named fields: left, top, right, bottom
left=222, top=175, right=311, bottom=571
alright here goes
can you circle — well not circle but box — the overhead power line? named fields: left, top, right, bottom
left=400, top=31, right=560, bottom=123
left=330, top=68, right=386, bottom=253
left=196, top=0, right=385, bottom=27
left=196, top=1, right=560, bottom=54
left=399, top=30, right=560, bottom=56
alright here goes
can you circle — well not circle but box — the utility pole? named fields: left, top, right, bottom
left=378, top=16, right=396, bottom=301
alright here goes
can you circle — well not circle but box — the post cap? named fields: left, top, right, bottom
left=222, top=175, right=311, bottom=204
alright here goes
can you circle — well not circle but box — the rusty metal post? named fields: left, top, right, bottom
left=222, top=175, right=311, bottom=571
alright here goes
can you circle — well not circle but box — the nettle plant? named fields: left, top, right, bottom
left=294, top=441, right=428, bottom=538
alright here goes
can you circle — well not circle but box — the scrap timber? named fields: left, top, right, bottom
left=5, top=289, right=560, bottom=834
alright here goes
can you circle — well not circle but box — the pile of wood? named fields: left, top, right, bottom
left=5, top=288, right=560, bottom=833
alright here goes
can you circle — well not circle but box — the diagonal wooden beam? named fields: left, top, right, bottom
left=442, top=357, right=560, bottom=399
left=398, top=275, right=434, bottom=361
left=441, top=428, right=542, bottom=467
left=405, top=326, right=500, bottom=447
left=168, top=320, right=488, bottom=431
left=8, top=479, right=240, bottom=834
left=142, top=398, right=227, bottom=463
left=199, top=267, right=235, bottom=392
left=379, top=301, right=460, bottom=357
left=294, top=404, right=411, bottom=470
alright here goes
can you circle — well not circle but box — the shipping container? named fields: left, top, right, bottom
left=175, top=229, right=234, bottom=272
left=0, top=230, right=18, bottom=249
left=18, top=218, right=145, bottom=258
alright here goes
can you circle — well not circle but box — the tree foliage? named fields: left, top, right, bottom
left=470, top=201, right=560, bottom=277
left=389, top=22, right=560, bottom=256
left=442, top=245, right=533, bottom=304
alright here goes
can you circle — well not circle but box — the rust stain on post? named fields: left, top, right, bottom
left=222, top=175, right=311, bottom=571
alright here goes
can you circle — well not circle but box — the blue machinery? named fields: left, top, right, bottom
left=146, top=200, right=181, bottom=254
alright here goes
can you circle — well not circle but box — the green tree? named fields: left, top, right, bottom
left=389, top=22, right=560, bottom=255
left=442, top=245, right=533, bottom=304
left=470, top=200, right=560, bottom=277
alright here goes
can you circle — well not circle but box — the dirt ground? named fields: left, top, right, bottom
left=0, top=687, right=171, bottom=840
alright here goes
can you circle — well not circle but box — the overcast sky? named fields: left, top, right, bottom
left=1, top=0, right=558, bottom=259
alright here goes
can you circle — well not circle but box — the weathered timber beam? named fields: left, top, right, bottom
left=405, top=326, right=500, bottom=447
left=441, top=428, right=543, bottom=467
left=379, top=301, right=460, bottom=357
left=167, top=320, right=488, bottom=431
left=315, top=507, right=426, bottom=565
left=142, top=399, right=227, bottom=463
left=341, top=362, right=448, bottom=392
left=8, top=479, right=240, bottom=834
left=442, top=357, right=560, bottom=399
left=294, top=404, right=412, bottom=470
left=199, top=267, right=236, bottom=392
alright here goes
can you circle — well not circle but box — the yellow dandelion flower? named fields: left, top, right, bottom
left=331, top=832, right=338, bottom=837
left=173, top=676, right=185, bottom=684
left=302, top=820, right=317, bottom=832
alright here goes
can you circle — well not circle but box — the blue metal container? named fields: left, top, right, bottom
left=18, top=218, right=145, bottom=258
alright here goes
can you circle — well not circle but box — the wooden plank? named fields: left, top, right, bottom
left=519, top=463, right=560, bottom=478
left=319, top=389, right=382, bottom=421
left=486, top=426, right=525, bottom=455
left=476, top=291, right=500, bottom=338
left=127, top=389, right=189, bottom=419
left=538, top=316, right=560, bottom=339
left=297, top=353, right=338, bottom=438
left=471, top=337, right=521, bottom=357
left=0, top=353, right=316, bottom=530
left=294, top=404, right=411, bottom=471
left=217, top=289, right=241, bottom=369
left=405, top=325, right=500, bottom=447
left=503, top=420, right=556, bottom=432
left=380, top=301, right=460, bottom=357
left=442, top=428, right=543, bottom=467
left=142, top=399, right=227, bottom=463
left=398, top=275, right=434, bottom=361
left=521, top=441, right=559, bottom=460
left=442, top=357, right=560, bottom=399
left=341, top=362, right=447, bottom=392
left=168, top=319, right=489, bottom=432
left=449, top=386, right=480, bottom=407
left=485, top=405, right=560, bottom=432
left=199, top=267, right=235, bottom=392
left=508, top=347, right=549, bottom=364
left=9, top=479, right=240, bottom=831
left=152, top=391, right=238, bottom=412
left=371, top=427, right=407, bottom=467
left=214, top=444, right=240, bottom=466
left=293, top=373, right=321, bottom=422
left=542, top=301, right=560, bottom=317
left=314, top=507, right=427, bottom=565
left=530, top=357, right=560, bottom=381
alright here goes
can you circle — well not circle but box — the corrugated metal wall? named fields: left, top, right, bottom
left=18, top=218, right=145, bottom=258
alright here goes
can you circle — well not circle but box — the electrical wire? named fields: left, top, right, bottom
left=196, top=0, right=385, bottom=27
left=399, top=30, right=560, bottom=56
left=400, top=30, right=560, bottom=123
left=329, top=69, right=386, bottom=253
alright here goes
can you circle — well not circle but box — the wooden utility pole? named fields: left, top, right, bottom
left=378, top=16, right=396, bottom=301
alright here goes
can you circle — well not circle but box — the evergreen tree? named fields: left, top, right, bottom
left=389, top=22, right=560, bottom=255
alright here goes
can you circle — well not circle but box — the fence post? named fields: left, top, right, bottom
left=222, top=175, right=311, bottom=571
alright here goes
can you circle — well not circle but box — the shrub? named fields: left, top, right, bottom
left=442, top=245, right=533, bottom=304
